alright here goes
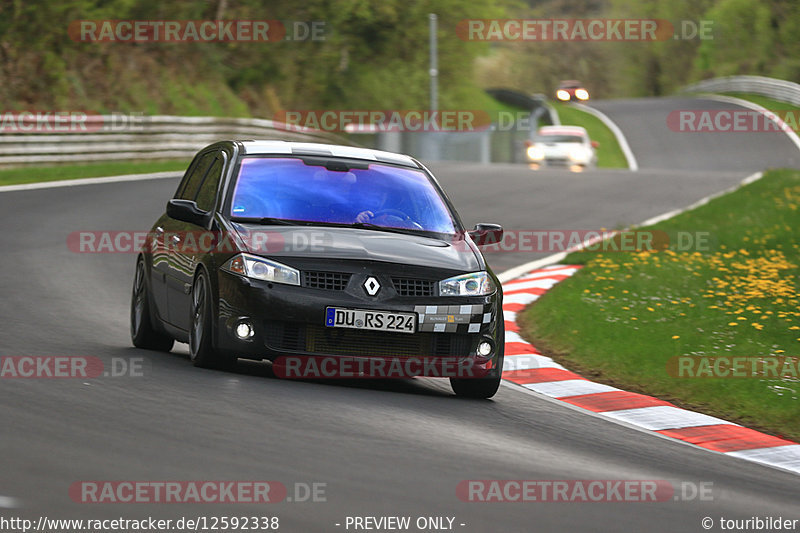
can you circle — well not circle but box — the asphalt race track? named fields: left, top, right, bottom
left=589, top=97, right=800, bottom=172
left=1, top=97, right=799, bottom=531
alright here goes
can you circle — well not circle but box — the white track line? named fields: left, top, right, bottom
left=545, top=103, right=560, bottom=126
left=571, top=102, right=639, bottom=171
left=695, top=93, right=800, bottom=154
left=0, top=171, right=181, bottom=193
left=498, top=253, right=568, bottom=284
left=639, top=171, right=763, bottom=227
left=497, top=169, right=764, bottom=283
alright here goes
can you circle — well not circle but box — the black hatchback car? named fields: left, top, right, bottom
left=131, top=140, right=504, bottom=398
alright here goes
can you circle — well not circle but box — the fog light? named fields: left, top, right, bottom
left=477, top=341, right=493, bottom=357
left=235, top=321, right=254, bottom=340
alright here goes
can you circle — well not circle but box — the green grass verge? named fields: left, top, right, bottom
left=550, top=102, right=629, bottom=169
left=475, top=91, right=529, bottom=122
left=0, top=160, right=189, bottom=187
left=521, top=169, right=800, bottom=441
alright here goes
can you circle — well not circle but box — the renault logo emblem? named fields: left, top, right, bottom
left=363, top=276, right=381, bottom=296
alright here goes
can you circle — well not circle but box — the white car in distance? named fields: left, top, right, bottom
left=526, top=126, right=599, bottom=171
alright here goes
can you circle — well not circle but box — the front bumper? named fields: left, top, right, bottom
left=214, top=269, right=503, bottom=378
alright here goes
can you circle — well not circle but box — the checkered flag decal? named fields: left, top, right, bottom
left=414, top=303, right=493, bottom=333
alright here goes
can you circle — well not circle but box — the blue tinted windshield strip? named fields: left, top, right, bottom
left=229, top=157, right=456, bottom=234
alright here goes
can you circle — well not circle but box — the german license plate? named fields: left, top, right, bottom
left=325, top=307, right=416, bottom=334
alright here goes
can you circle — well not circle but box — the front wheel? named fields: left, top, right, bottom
left=130, top=258, right=174, bottom=352
left=189, top=271, right=235, bottom=370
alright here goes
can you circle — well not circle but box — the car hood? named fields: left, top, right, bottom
left=230, top=224, right=481, bottom=271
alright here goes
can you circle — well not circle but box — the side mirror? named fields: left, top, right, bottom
left=166, top=199, right=211, bottom=227
left=468, top=223, right=503, bottom=246
left=591, top=140, right=600, bottom=149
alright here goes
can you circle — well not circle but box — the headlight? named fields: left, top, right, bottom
left=568, top=145, right=590, bottom=163
left=221, top=253, right=300, bottom=285
left=439, top=272, right=495, bottom=296
left=526, top=145, right=545, bottom=161
left=556, top=89, right=570, bottom=101
left=575, top=88, right=589, bottom=100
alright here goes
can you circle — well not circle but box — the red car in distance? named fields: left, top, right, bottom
left=556, top=80, right=590, bottom=102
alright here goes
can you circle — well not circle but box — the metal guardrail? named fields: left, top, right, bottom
left=682, top=75, right=800, bottom=106
left=0, top=110, right=551, bottom=166
left=0, top=115, right=354, bottom=166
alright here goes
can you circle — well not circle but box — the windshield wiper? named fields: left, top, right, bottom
left=347, top=222, right=425, bottom=236
left=231, top=217, right=430, bottom=236
left=230, top=216, right=301, bottom=226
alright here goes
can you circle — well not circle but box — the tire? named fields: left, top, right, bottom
left=130, top=258, right=174, bottom=352
left=189, top=271, right=235, bottom=370
left=450, top=375, right=501, bottom=399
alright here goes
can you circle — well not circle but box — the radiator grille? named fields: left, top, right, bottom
left=302, top=271, right=351, bottom=291
left=391, top=277, right=436, bottom=297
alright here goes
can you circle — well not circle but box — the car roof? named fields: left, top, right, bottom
left=558, top=80, right=582, bottom=87
left=537, top=126, right=589, bottom=136
left=238, top=140, right=418, bottom=167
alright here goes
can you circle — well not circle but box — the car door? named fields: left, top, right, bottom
left=160, top=151, right=217, bottom=328
left=166, top=150, right=226, bottom=332
left=148, top=213, right=172, bottom=324
left=150, top=154, right=214, bottom=323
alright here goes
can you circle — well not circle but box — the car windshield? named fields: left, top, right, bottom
left=229, top=157, right=457, bottom=234
left=537, top=135, right=584, bottom=143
